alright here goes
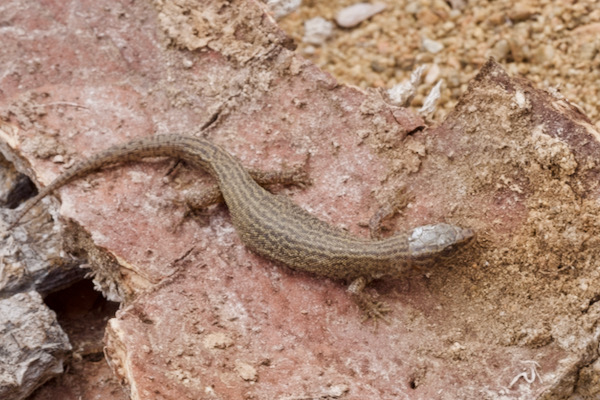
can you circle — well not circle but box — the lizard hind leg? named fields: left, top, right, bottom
left=184, top=165, right=312, bottom=212
left=175, top=184, right=224, bottom=232
left=368, top=186, right=412, bottom=239
left=180, top=165, right=312, bottom=226
left=347, top=276, right=392, bottom=326
left=248, top=165, right=312, bottom=189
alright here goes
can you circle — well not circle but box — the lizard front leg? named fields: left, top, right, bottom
left=347, top=276, right=391, bottom=325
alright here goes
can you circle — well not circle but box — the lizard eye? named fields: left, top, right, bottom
left=439, top=244, right=457, bottom=259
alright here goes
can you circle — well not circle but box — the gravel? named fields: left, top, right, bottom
left=278, top=0, right=600, bottom=123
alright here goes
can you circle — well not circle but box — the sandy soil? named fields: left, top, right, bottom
left=278, top=0, right=600, bottom=123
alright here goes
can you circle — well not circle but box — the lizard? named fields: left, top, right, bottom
left=10, top=134, right=474, bottom=321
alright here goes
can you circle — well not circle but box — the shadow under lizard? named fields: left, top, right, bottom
left=11, top=134, right=474, bottom=321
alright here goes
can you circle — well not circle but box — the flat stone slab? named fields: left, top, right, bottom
left=1, top=0, right=600, bottom=399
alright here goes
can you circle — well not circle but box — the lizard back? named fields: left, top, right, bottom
left=12, top=134, right=474, bottom=282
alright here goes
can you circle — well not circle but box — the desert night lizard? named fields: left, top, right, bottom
left=11, top=134, right=474, bottom=321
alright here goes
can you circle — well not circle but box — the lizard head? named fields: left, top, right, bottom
left=407, top=223, right=475, bottom=264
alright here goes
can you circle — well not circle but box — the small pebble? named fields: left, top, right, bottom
left=422, top=37, right=444, bottom=54
left=303, top=45, right=316, bottom=55
left=404, top=2, right=420, bottom=14
left=508, top=6, right=537, bottom=23
left=335, top=3, right=387, bottom=28
left=490, top=39, right=510, bottom=61
left=303, top=17, right=334, bottom=45
left=265, top=0, right=301, bottom=19
left=533, top=44, right=554, bottom=65
left=182, top=58, right=193, bottom=69
left=448, top=0, right=466, bottom=10
left=424, top=64, right=441, bottom=84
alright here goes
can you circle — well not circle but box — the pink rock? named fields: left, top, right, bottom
left=2, top=0, right=600, bottom=399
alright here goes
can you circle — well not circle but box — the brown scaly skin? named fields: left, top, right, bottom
left=11, top=135, right=474, bottom=321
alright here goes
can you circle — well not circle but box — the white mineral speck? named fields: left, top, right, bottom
left=419, top=80, right=443, bottom=116
left=234, top=360, right=258, bottom=382
left=182, top=58, right=193, bottom=69
left=386, top=65, right=426, bottom=106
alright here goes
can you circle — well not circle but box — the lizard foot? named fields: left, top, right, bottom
left=357, top=295, right=392, bottom=326
left=248, top=164, right=312, bottom=189
left=348, top=276, right=391, bottom=326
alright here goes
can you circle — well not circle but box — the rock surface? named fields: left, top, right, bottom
left=1, top=0, right=600, bottom=399
left=0, top=292, right=71, bottom=400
